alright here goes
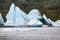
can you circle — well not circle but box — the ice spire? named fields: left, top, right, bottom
left=4, top=3, right=15, bottom=26
left=14, top=7, right=27, bottom=26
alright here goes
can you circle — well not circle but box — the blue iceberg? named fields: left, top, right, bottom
left=48, top=19, right=60, bottom=27
left=5, top=3, right=28, bottom=26
left=28, top=9, right=42, bottom=22
left=14, top=7, right=27, bottom=26
left=4, top=3, right=43, bottom=27
left=0, top=13, right=4, bottom=26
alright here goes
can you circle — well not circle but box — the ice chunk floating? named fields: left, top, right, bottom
left=5, top=4, right=28, bottom=26
left=0, top=13, right=4, bottom=25
left=14, top=7, right=27, bottom=26
left=28, top=9, right=42, bottom=21
left=4, top=3, right=60, bottom=27
left=48, top=19, right=60, bottom=27
left=4, top=3, right=29, bottom=26
left=4, top=3, right=43, bottom=27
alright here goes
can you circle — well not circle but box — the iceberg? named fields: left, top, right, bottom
left=27, top=19, right=42, bottom=27
left=5, top=3, right=28, bottom=26
left=55, top=20, right=60, bottom=24
left=0, top=13, right=4, bottom=25
left=14, top=7, right=27, bottom=26
left=48, top=19, right=60, bottom=27
left=28, top=9, right=42, bottom=22
left=43, top=14, right=50, bottom=26
left=4, top=3, right=15, bottom=26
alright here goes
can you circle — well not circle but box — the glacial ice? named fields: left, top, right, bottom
left=27, top=19, right=42, bottom=27
left=14, top=7, right=27, bottom=26
left=28, top=9, right=42, bottom=21
left=4, top=4, right=28, bottom=26
left=0, top=13, right=4, bottom=25
left=4, top=3, right=15, bottom=26
left=48, top=19, right=60, bottom=27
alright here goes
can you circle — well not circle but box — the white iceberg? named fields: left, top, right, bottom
left=5, top=3, right=28, bottom=26
left=48, top=19, right=60, bottom=27
left=55, top=20, right=60, bottom=24
left=14, top=7, right=27, bottom=26
left=27, top=19, right=42, bottom=27
left=4, top=3, right=15, bottom=26
left=28, top=9, right=42, bottom=21
left=0, top=13, right=4, bottom=25
left=43, top=14, right=50, bottom=26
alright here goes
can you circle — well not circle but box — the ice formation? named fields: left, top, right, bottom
left=48, top=19, right=60, bottom=27
left=14, top=7, right=27, bottom=26
left=4, top=3, right=15, bottom=26
left=0, top=13, right=4, bottom=25
left=27, top=19, right=42, bottom=27
left=28, top=9, right=42, bottom=21
left=4, top=3, right=28, bottom=26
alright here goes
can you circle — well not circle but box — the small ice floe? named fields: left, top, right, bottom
left=14, top=28, right=38, bottom=32
left=48, top=19, right=60, bottom=27
left=27, top=19, right=42, bottom=27
left=3, top=28, right=12, bottom=32
left=28, top=9, right=42, bottom=21
left=0, top=13, right=4, bottom=26
left=55, top=20, right=60, bottom=24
